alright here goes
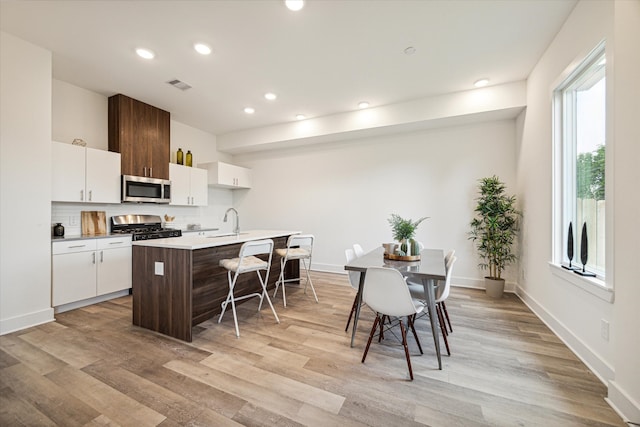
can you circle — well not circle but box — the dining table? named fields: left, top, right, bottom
left=344, top=247, right=446, bottom=369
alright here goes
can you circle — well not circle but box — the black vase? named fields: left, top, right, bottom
left=562, top=222, right=577, bottom=270
left=575, top=222, right=595, bottom=277
left=53, top=223, right=65, bottom=237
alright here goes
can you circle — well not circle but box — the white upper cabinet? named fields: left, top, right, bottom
left=169, top=163, right=208, bottom=206
left=85, top=148, right=121, bottom=203
left=52, top=141, right=121, bottom=203
left=202, top=161, right=252, bottom=189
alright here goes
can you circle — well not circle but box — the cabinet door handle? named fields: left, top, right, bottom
left=100, top=251, right=103, bottom=263
left=143, top=167, right=147, bottom=177
left=89, top=190, right=92, bottom=201
left=149, top=167, right=153, bottom=177
left=92, top=252, right=96, bottom=264
left=109, top=241, right=123, bottom=245
left=68, top=244, right=86, bottom=248
left=80, top=189, right=84, bottom=201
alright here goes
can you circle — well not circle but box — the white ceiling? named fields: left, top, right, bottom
left=1, top=0, right=576, bottom=138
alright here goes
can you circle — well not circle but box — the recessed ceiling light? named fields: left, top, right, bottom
left=358, top=101, right=370, bottom=109
left=474, top=78, right=489, bottom=88
left=244, top=107, right=255, bottom=114
left=194, top=43, right=211, bottom=55
left=264, top=92, right=277, bottom=101
left=295, top=114, right=306, bottom=120
left=285, top=0, right=304, bottom=11
left=136, top=48, right=155, bottom=59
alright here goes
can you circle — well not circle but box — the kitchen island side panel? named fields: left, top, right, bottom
left=132, top=245, right=192, bottom=341
left=191, top=235, right=295, bottom=325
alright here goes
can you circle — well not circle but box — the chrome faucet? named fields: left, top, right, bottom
left=223, top=208, right=240, bottom=235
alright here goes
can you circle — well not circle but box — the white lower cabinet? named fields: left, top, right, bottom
left=52, top=236, right=132, bottom=307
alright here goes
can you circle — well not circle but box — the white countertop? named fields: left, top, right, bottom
left=131, top=229, right=300, bottom=250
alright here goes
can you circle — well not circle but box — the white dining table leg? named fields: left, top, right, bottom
left=423, top=277, right=442, bottom=369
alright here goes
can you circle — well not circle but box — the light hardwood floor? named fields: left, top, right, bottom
left=0, top=271, right=625, bottom=426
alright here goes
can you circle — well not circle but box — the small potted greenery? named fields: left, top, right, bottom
left=468, top=176, right=521, bottom=298
left=387, top=214, right=428, bottom=256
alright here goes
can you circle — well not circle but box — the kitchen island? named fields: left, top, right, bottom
left=132, top=230, right=300, bottom=342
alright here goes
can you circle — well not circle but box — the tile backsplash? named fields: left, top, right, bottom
left=52, top=187, right=233, bottom=236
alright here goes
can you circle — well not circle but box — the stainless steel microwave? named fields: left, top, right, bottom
left=122, top=175, right=171, bottom=203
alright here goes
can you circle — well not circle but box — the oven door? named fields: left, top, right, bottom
left=122, top=175, right=171, bottom=203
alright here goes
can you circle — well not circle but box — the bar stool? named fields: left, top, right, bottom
left=218, top=239, right=280, bottom=337
left=273, top=234, right=317, bottom=307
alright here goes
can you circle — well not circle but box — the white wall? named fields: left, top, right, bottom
left=53, top=79, right=108, bottom=149
left=516, top=0, right=639, bottom=422
left=234, top=119, right=518, bottom=288
left=0, top=32, right=55, bottom=333
left=50, top=81, right=236, bottom=234
left=609, top=0, right=640, bottom=422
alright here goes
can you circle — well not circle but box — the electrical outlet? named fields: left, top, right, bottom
left=154, top=262, right=164, bottom=276
left=69, top=215, right=79, bottom=226
left=600, top=319, right=609, bottom=341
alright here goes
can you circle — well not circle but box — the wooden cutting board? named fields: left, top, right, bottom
left=81, top=211, right=107, bottom=236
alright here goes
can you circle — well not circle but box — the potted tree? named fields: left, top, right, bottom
left=387, top=214, right=428, bottom=257
left=468, top=176, right=520, bottom=298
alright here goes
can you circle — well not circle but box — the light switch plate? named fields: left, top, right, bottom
left=154, top=262, right=164, bottom=276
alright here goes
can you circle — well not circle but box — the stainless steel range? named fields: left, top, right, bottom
left=110, top=214, right=181, bottom=241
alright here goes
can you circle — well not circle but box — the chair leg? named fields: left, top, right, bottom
left=441, top=301, right=453, bottom=333
left=344, top=293, right=359, bottom=332
left=361, top=315, right=381, bottom=363
left=436, top=304, right=448, bottom=336
left=218, top=270, right=234, bottom=323
left=399, top=320, right=414, bottom=380
left=302, top=258, right=318, bottom=303
left=408, top=315, right=423, bottom=355
left=273, top=258, right=287, bottom=307
left=436, top=304, right=451, bottom=356
left=378, top=315, right=388, bottom=342
left=257, top=270, right=280, bottom=324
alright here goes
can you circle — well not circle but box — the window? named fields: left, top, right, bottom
left=554, top=43, right=606, bottom=278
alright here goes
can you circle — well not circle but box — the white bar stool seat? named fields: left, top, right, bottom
left=218, top=239, right=280, bottom=337
left=273, top=234, right=317, bottom=307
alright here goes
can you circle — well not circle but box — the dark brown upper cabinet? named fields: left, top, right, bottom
left=108, top=94, right=170, bottom=180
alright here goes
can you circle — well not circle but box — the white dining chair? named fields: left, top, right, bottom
left=439, top=250, right=456, bottom=332
left=273, top=234, right=317, bottom=307
left=353, top=243, right=365, bottom=258
left=218, top=239, right=280, bottom=338
left=407, top=255, right=457, bottom=355
left=344, top=248, right=361, bottom=332
left=361, top=267, right=425, bottom=380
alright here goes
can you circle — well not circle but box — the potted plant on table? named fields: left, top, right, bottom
left=468, top=176, right=521, bottom=298
left=387, top=214, right=428, bottom=256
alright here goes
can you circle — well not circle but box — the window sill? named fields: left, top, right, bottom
left=549, top=262, right=614, bottom=303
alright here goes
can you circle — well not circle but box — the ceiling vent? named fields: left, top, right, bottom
left=167, top=79, right=192, bottom=91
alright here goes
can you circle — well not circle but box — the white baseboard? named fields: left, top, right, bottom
left=312, top=263, right=346, bottom=275
left=606, top=381, right=640, bottom=425
left=516, top=284, right=615, bottom=384
left=0, top=307, right=55, bottom=335
left=310, top=264, right=517, bottom=293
